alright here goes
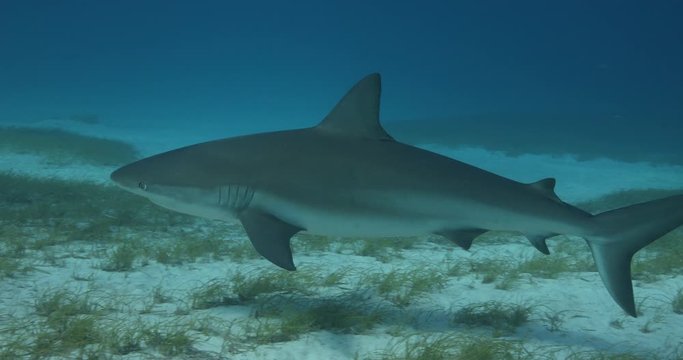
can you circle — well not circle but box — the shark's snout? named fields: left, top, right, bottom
left=110, top=167, right=123, bottom=184
left=110, top=166, right=128, bottom=186
left=110, top=164, right=139, bottom=191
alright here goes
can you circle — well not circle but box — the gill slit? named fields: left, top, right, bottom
left=219, top=185, right=255, bottom=211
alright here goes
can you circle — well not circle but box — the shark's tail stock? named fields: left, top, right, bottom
left=586, top=194, right=683, bottom=317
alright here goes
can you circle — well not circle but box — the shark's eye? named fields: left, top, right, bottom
left=138, top=182, right=148, bottom=190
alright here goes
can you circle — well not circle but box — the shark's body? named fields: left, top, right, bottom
left=111, top=74, right=683, bottom=317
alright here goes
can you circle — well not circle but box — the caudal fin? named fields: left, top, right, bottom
left=586, top=194, right=683, bottom=317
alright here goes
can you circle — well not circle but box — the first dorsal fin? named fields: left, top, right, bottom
left=528, top=178, right=561, bottom=202
left=316, top=73, right=394, bottom=141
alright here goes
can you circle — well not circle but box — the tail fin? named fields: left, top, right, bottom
left=587, top=195, right=683, bottom=317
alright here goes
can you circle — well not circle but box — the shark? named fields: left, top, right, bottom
left=111, top=73, right=683, bottom=317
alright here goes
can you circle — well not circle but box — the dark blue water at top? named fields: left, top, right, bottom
left=1, top=0, right=681, bottom=163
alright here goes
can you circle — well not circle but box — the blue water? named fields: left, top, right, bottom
left=1, top=0, right=682, bottom=160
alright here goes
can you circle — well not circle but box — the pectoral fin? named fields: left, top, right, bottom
left=239, top=208, right=302, bottom=270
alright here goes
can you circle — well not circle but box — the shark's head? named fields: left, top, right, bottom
left=110, top=159, right=155, bottom=198
left=110, top=145, right=248, bottom=219
left=110, top=149, right=185, bottom=197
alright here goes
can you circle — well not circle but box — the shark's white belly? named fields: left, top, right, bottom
left=253, top=191, right=454, bottom=237
left=251, top=188, right=586, bottom=238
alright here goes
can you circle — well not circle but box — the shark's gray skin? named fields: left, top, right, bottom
left=111, top=73, right=683, bottom=317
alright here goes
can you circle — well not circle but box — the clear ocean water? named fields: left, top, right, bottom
left=1, top=1, right=682, bottom=359
left=2, top=1, right=682, bottom=161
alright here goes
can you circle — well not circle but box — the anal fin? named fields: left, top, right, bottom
left=436, top=229, right=487, bottom=250
left=238, top=208, right=302, bottom=270
left=526, top=234, right=554, bottom=255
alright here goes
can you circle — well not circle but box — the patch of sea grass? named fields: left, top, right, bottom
left=0, top=126, right=138, bottom=165
left=370, top=333, right=536, bottom=360
left=632, top=229, right=683, bottom=281
left=451, top=301, right=533, bottom=334
left=0, top=172, right=194, bottom=236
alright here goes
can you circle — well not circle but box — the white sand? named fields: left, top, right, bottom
left=1, top=122, right=682, bottom=359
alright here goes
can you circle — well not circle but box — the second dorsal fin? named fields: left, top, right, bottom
left=528, top=178, right=561, bottom=202
left=316, top=73, right=394, bottom=141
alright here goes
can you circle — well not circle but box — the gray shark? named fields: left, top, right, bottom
left=111, top=73, right=683, bottom=317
